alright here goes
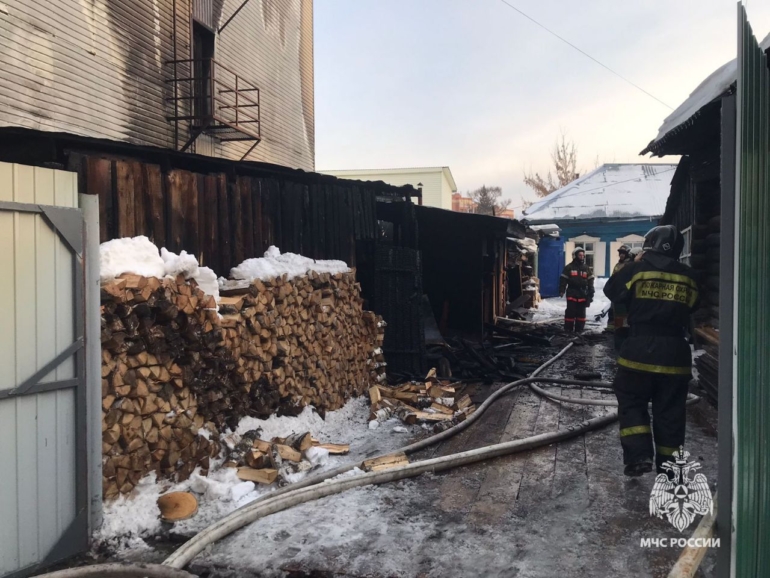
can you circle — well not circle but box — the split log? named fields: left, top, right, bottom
left=237, top=467, right=279, bottom=484
left=362, top=453, right=409, bottom=472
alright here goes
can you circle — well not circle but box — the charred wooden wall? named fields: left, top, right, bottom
left=661, top=145, right=721, bottom=330
left=75, top=153, right=392, bottom=283
left=0, top=0, right=314, bottom=170
left=0, top=128, right=427, bottom=375
left=415, top=207, right=525, bottom=338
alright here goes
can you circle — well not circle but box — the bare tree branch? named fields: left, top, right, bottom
left=523, top=131, right=581, bottom=198
left=469, top=185, right=510, bottom=216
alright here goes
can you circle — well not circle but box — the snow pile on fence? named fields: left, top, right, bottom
left=99, top=238, right=386, bottom=498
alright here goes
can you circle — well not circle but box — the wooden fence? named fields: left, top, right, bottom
left=79, top=155, right=398, bottom=277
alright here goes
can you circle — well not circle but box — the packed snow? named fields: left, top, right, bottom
left=99, top=236, right=220, bottom=301
left=650, top=31, right=770, bottom=146
left=229, top=245, right=350, bottom=282
left=98, top=396, right=422, bottom=554
left=522, top=164, right=676, bottom=221
left=100, top=236, right=166, bottom=281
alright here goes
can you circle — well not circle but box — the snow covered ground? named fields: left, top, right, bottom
left=531, top=277, right=610, bottom=331
left=97, top=397, right=423, bottom=556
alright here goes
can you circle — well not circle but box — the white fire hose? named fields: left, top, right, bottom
left=33, top=340, right=701, bottom=576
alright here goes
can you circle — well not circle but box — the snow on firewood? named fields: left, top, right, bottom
left=228, top=245, right=350, bottom=282
left=99, top=236, right=219, bottom=301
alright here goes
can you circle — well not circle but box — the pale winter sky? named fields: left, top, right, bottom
left=314, top=1, right=770, bottom=212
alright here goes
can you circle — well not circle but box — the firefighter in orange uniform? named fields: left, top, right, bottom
left=559, top=247, right=595, bottom=332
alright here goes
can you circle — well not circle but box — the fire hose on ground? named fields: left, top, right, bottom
left=33, top=340, right=701, bottom=577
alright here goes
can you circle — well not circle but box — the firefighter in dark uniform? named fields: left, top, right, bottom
left=604, top=225, right=699, bottom=477
left=559, top=247, right=595, bottom=332
left=609, top=244, right=633, bottom=350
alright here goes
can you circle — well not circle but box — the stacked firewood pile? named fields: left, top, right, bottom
left=217, top=271, right=386, bottom=415
left=369, top=370, right=476, bottom=432
left=100, top=270, right=384, bottom=497
left=101, top=274, right=222, bottom=498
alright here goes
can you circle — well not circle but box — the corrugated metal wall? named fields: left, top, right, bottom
left=733, top=7, right=770, bottom=576
left=0, top=164, right=82, bottom=575
left=0, top=0, right=314, bottom=171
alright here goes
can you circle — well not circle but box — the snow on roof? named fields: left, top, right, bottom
left=648, top=31, right=770, bottom=147
left=522, top=164, right=677, bottom=222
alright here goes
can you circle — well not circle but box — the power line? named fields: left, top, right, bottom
left=498, top=0, right=673, bottom=110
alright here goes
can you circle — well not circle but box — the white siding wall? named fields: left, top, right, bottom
left=0, top=0, right=314, bottom=170
left=439, top=171, right=455, bottom=210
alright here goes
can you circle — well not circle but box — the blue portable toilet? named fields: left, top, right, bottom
left=536, top=233, right=564, bottom=298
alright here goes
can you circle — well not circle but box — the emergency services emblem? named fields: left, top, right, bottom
left=649, top=447, right=713, bottom=532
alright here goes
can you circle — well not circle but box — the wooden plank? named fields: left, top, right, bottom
left=85, top=157, right=113, bottom=242
left=130, top=160, right=147, bottom=237
left=217, top=174, right=231, bottom=274
left=273, top=179, right=283, bottom=251
left=468, top=388, right=536, bottom=526
left=197, top=174, right=208, bottom=265
left=230, top=178, right=244, bottom=266
left=511, top=390, right=561, bottom=519
left=115, top=160, right=136, bottom=238
left=301, top=184, right=312, bottom=257
left=201, top=174, right=219, bottom=269
left=144, top=164, right=166, bottom=248
left=166, top=170, right=185, bottom=253
left=251, top=178, right=263, bottom=257
left=345, top=188, right=354, bottom=264
left=183, top=171, right=200, bottom=260
left=239, top=177, right=255, bottom=259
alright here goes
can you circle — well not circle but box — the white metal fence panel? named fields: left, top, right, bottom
left=0, top=162, right=86, bottom=577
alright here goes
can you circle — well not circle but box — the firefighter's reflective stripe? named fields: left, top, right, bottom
left=560, top=274, right=569, bottom=279
left=625, top=271, right=698, bottom=291
left=633, top=279, right=698, bottom=308
left=617, top=357, right=692, bottom=375
left=656, top=445, right=679, bottom=456
left=620, top=425, right=652, bottom=437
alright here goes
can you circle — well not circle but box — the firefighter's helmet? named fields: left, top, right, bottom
left=643, top=225, right=684, bottom=258
left=572, top=247, right=585, bottom=259
left=618, top=244, right=630, bottom=254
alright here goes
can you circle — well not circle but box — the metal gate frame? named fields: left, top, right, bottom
left=0, top=200, right=88, bottom=577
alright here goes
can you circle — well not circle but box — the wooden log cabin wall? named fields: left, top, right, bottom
left=660, top=149, right=722, bottom=405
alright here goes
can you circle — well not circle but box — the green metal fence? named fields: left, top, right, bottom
left=734, top=5, right=770, bottom=576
